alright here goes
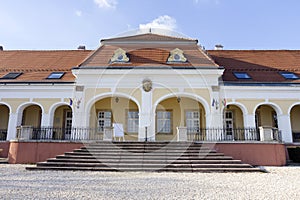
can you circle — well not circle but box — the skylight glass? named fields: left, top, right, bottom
left=47, top=72, right=65, bottom=79
left=233, top=72, right=251, bottom=79
left=280, top=72, right=299, bottom=79
left=1, top=72, right=22, bottom=79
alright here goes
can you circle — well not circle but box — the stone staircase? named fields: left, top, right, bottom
left=26, top=142, right=263, bottom=172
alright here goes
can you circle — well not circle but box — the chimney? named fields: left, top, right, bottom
left=77, top=45, right=86, bottom=50
left=214, top=44, right=223, bottom=50
left=0, top=46, right=3, bottom=51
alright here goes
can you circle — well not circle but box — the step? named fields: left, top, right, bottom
left=37, top=161, right=252, bottom=169
left=26, top=166, right=263, bottom=173
left=64, top=152, right=225, bottom=157
left=47, top=158, right=243, bottom=164
left=76, top=148, right=215, bottom=153
left=56, top=154, right=233, bottom=160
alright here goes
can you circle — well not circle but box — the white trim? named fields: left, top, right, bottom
left=252, top=102, right=283, bottom=115
left=16, top=102, right=45, bottom=115
left=153, top=92, right=210, bottom=116
left=0, top=102, right=12, bottom=114
left=49, top=102, right=73, bottom=126
left=288, top=102, right=300, bottom=115
left=85, top=92, right=141, bottom=127
left=222, top=102, right=248, bottom=115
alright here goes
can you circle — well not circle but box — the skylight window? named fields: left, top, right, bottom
left=233, top=72, right=251, bottom=79
left=1, top=72, right=22, bottom=79
left=47, top=72, right=65, bottom=79
left=280, top=72, right=299, bottom=79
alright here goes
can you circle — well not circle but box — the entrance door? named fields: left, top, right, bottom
left=64, top=110, right=72, bottom=139
left=224, top=111, right=234, bottom=140
left=186, top=110, right=200, bottom=134
left=98, top=111, right=112, bottom=132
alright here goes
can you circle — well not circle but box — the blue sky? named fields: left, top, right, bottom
left=1, top=0, right=300, bottom=50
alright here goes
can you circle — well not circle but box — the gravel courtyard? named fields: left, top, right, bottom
left=0, top=165, right=299, bottom=200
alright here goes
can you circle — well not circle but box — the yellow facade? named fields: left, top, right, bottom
left=22, top=105, right=42, bottom=127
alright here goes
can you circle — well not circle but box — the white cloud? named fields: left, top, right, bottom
left=139, top=15, right=177, bottom=31
left=75, top=10, right=82, bottom=17
left=94, top=0, right=117, bottom=9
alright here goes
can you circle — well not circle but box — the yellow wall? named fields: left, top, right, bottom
left=256, top=105, right=276, bottom=127
left=1, top=98, right=30, bottom=113
left=33, top=98, right=60, bottom=113
left=0, top=105, right=9, bottom=129
left=291, top=105, right=300, bottom=132
left=90, top=97, right=138, bottom=134
left=22, top=105, right=42, bottom=127
left=53, top=105, right=72, bottom=128
left=224, top=105, right=244, bottom=128
left=156, top=97, right=205, bottom=139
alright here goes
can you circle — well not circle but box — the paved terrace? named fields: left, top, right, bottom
left=0, top=165, right=299, bottom=199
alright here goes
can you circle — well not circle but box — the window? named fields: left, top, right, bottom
left=127, top=111, right=139, bottom=133
left=167, top=48, right=187, bottom=63
left=224, top=111, right=233, bottom=136
left=1, top=72, right=22, bottom=79
left=157, top=111, right=172, bottom=133
left=280, top=72, right=299, bottom=79
left=47, top=72, right=65, bottom=79
left=97, top=111, right=112, bottom=132
left=186, top=111, right=200, bottom=133
left=233, top=72, right=251, bottom=79
left=110, top=48, right=129, bottom=63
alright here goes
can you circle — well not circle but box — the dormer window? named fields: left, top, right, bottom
left=110, top=48, right=129, bottom=63
left=280, top=72, right=299, bottom=79
left=233, top=72, right=251, bottom=79
left=47, top=72, right=65, bottom=79
left=1, top=72, right=22, bottom=79
left=167, top=48, right=187, bottom=63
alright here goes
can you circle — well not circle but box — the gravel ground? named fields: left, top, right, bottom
left=0, top=165, right=299, bottom=200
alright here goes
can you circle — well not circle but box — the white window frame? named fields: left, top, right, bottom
left=156, top=110, right=172, bottom=134
left=127, top=110, right=139, bottom=133
left=185, top=110, right=200, bottom=134
left=97, top=111, right=112, bottom=133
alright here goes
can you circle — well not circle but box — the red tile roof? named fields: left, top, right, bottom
left=0, top=50, right=92, bottom=82
left=80, top=44, right=218, bottom=68
left=101, top=33, right=197, bottom=43
left=207, top=50, right=300, bottom=83
left=1, top=33, right=300, bottom=84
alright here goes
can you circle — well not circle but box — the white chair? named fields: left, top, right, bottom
left=113, top=123, right=125, bottom=141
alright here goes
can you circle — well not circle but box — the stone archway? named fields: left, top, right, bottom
left=290, top=105, right=300, bottom=142
left=90, top=97, right=139, bottom=141
left=0, top=104, right=10, bottom=140
left=155, top=97, right=206, bottom=141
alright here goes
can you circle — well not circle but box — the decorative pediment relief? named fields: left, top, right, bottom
left=110, top=48, right=130, bottom=63
left=167, top=48, right=187, bottom=63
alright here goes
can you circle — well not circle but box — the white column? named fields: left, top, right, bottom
left=41, top=113, right=51, bottom=127
left=6, top=112, right=18, bottom=140
left=138, top=91, right=153, bottom=141
left=208, top=89, right=222, bottom=128
left=277, top=114, right=293, bottom=143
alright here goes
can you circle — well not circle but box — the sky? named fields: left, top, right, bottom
left=1, top=0, right=300, bottom=50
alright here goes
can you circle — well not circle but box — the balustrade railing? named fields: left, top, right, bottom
left=14, top=126, right=282, bottom=142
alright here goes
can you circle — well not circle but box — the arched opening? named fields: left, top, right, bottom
left=155, top=97, right=205, bottom=141
left=0, top=104, right=10, bottom=140
left=53, top=105, right=73, bottom=140
left=22, top=105, right=42, bottom=128
left=290, top=105, right=300, bottom=142
left=255, top=105, right=278, bottom=129
left=90, top=97, right=139, bottom=141
left=223, top=104, right=245, bottom=140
